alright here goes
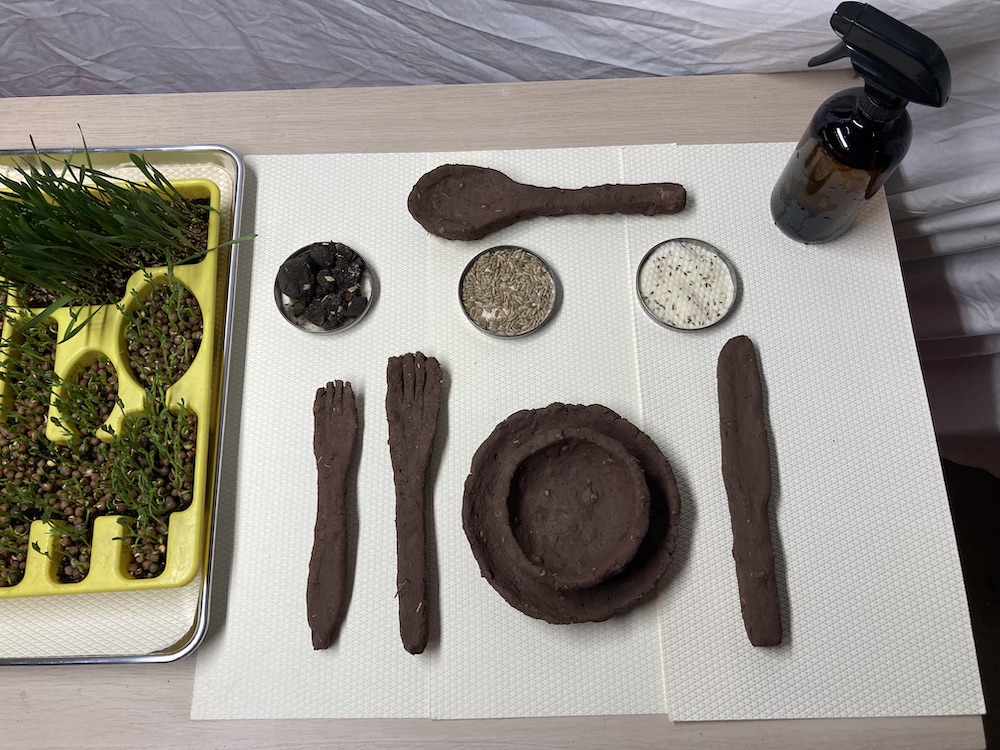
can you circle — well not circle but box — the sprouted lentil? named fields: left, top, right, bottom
left=637, top=239, right=736, bottom=330
left=460, top=247, right=556, bottom=336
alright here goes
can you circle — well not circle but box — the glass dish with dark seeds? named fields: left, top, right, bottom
left=275, top=242, right=376, bottom=333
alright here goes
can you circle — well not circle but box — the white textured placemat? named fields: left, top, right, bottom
left=190, top=145, right=983, bottom=721
left=191, top=150, right=666, bottom=719
left=625, top=144, right=985, bottom=721
left=424, top=148, right=666, bottom=719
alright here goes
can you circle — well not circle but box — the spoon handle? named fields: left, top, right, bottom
left=527, top=182, right=686, bottom=218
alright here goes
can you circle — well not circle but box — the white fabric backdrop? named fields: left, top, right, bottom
left=4, top=0, right=999, bottom=475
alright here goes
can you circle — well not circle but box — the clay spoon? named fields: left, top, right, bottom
left=407, top=164, right=687, bottom=241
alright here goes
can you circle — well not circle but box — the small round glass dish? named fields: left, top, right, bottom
left=635, top=238, right=739, bottom=331
left=459, top=246, right=558, bottom=337
left=274, top=241, right=377, bottom=333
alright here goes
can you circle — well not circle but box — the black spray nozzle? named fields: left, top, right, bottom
left=808, top=2, right=950, bottom=110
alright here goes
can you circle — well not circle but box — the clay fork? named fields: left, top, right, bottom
left=386, top=352, right=443, bottom=654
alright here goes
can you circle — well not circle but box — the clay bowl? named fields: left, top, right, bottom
left=499, top=426, right=650, bottom=591
left=463, top=403, right=683, bottom=624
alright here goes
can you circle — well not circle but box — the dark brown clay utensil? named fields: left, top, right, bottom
left=408, top=164, right=687, bottom=241
left=463, top=403, right=682, bottom=625
left=386, top=352, right=443, bottom=655
left=308, top=380, right=358, bottom=650
left=717, top=335, right=782, bottom=647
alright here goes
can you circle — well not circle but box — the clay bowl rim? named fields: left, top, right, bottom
left=462, top=403, right=683, bottom=625
left=498, top=425, right=651, bottom=592
left=274, top=242, right=378, bottom=334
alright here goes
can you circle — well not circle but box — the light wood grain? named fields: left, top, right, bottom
left=2, top=661, right=986, bottom=750
left=0, top=72, right=984, bottom=750
left=0, top=70, right=856, bottom=155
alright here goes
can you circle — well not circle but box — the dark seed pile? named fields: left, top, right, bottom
left=0, top=277, right=203, bottom=587
left=276, top=241, right=369, bottom=331
left=0, top=321, right=59, bottom=586
left=125, top=280, right=203, bottom=391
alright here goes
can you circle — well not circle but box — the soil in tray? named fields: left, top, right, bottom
left=0, top=275, right=202, bottom=588
left=125, top=277, right=204, bottom=390
left=0, top=319, right=58, bottom=587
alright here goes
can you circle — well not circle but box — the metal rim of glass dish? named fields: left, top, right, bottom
left=274, top=244, right=377, bottom=334
left=458, top=245, right=559, bottom=338
left=635, top=238, right=739, bottom=331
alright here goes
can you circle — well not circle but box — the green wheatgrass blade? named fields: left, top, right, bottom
left=0, top=147, right=217, bottom=311
left=8, top=296, right=73, bottom=339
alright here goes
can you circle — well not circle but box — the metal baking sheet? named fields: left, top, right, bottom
left=0, top=145, right=246, bottom=665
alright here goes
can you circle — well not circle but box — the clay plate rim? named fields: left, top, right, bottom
left=463, top=403, right=682, bottom=624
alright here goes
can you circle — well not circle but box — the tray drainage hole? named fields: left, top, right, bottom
left=124, top=277, right=203, bottom=394
left=51, top=354, right=120, bottom=443
left=48, top=520, right=95, bottom=583
left=0, top=522, right=31, bottom=588
left=107, top=404, right=198, bottom=579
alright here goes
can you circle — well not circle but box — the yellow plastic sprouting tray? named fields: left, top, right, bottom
left=0, top=178, right=222, bottom=597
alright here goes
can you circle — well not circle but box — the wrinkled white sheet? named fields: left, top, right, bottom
left=4, top=0, right=999, bottom=474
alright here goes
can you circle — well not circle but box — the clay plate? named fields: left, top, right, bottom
left=463, top=403, right=682, bottom=624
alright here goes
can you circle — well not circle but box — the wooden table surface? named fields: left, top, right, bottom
left=0, top=71, right=986, bottom=750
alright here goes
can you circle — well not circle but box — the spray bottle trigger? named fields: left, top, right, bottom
left=808, top=40, right=850, bottom=68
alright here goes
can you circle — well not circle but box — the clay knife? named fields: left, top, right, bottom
left=717, top=335, right=782, bottom=647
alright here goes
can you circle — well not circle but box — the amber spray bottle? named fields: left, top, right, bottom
left=771, top=2, right=950, bottom=244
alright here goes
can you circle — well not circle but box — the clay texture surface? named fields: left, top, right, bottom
left=463, top=403, right=681, bottom=624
